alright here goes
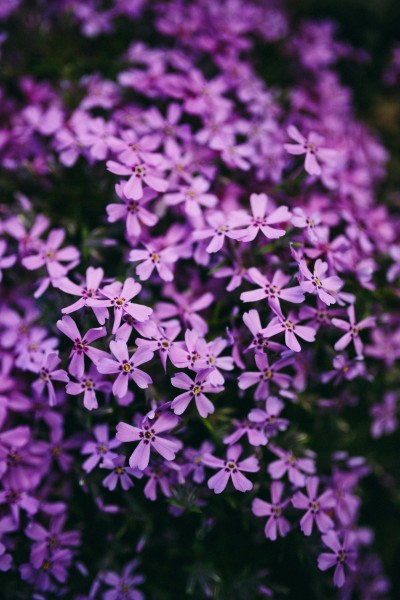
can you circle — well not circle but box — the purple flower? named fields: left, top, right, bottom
left=317, top=530, right=357, bottom=588
left=164, top=176, right=217, bottom=218
left=66, top=365, right=111, bottom=411
left=268, top=446, right=316, bottom=487
left=284, top=125, right=338, bottom=176
left=262, top=310, right=316, bottom=353
left=22, top=228, right=79, bottom=279
left=370, top=392, right=398, bottom=438
left=202, top=444, right=260, bottom=494
left=101, top=455, right=143, bottom=491
left=102, top=559, right=145, bottom=600
left=240, top=267, right=304, bottom=314
left=299, top=258, right=343, bottom=305
left=252, top=482, right=290, bottom=540
left=32, top=352, right=69, bottom=406
left=292, top=477, right=335, bottom=535
left=107, top=157, right=168, bottom=200
left=332, top=304, right=376, bottom=356
left=56, top=315, right=108, bottom=378
left=248, top=396, right=289, bottom=438
left=229, top=193, right=291, bottom=242
left=87, top=277, right=152, bottom=334
left=81, top=425, right=120, bottom=473
left=238, top=353, right=293, bottom=400
left=106, top=184, right=158, bottom=238
left=171, top=369, right=224, bottom=418
left=25, top=515, right=80, bottom=569
left=116, top=412, right=181, bottom=470
left=97, top=341, right=153, bottom=398
left=56, top=266, right=108, bottom=324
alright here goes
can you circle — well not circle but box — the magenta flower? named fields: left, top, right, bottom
left=195, top=337, right=234, bottom=385
left=171, top=369, right=224, bottom=418
left=268, top=446, right=316, bottom=487
left=81, top=425, right=120, bottom=473
left=284, top=125, right=338, bottom=176
left=22, top=228, right=80, bottom=279
left=155, top=290, right=214, bottom=335
left=252, top=482, right=291, bottom=540
left=292, top=477, right=335, bottom=536
left=223, top=418, right=268, bottom=447
left=240, top=267, right=304, bottom=314
left=370, top=392, right=398, bottom=438
left=262, top=311, right=316, bottom=353
left=102, top=559, right=145, bottom=600
left=0, top=240, right=16, bottom=282
left=101, top=455, right=143, bottom=491
left=25, top=515, right=80, bottom=569
left=230, top=193, right=291, bottom=242
left=106, top=157, right=168, bottom=200
left=66, top=365, right=111, bottom=411
left=164, top=176, right=217, bottom=218
left=242, top=309, right=286, bottom=354
left=97, top=341, right=153, bottom=398
left=248, top=396, right=289, bottom=438
left=129, top=244, right=179, bottom=282
left=299, top=259, right=343, bottom=305
left=32, top=352, right=69, bottom=407
left=56, top=316, right=108, bottom=378
left=106, top=184, right=158, bottom=238
left=135, top=321, right=181, bottom=372
left=0, top=488, right=39, bottom=526
left=202, top=444, right=259, bottom=494
left=332, top=304, right=376, bottom=356
left=116, top=413, right=181, bottom=470
left=317, top=530, right=357, bottom=588
left=87, top=277, right=152, bottom=334
left=192, top=210, right=242, bottom=253
left=238, top=353, right=292, bottom=400
left=57, top=266, right=108, bottom=324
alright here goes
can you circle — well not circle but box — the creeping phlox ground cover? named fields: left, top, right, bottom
left=0, top=1, right=400, bottom=598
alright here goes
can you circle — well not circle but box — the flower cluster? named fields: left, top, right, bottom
left=0, top=0, right=398, bottom=598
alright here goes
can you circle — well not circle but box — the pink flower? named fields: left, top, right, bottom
left=97, top=341, right=153, bottom=398
left=284, top=125, right=338, bottom=176
left=238, top=353, right=293, bottom=400
left=202, top=444, right=259, bottom=494
left=262, top=311, right=316, bottom=353
left=56, top=266, right=108, bottom=324
left=87, top=277, right=152, bottom=334
left=171, top=369, right=224, bottom=418
left=268, top=446, right=316, bottom=487
left=56, top=316, right=108, bottom=378
left=299, top=259, right=343, bottom=305
left=292, top=477, right=335, bottom=535
left=106, top=184, right=158, bottom=238
left=32, top=352, right=69, bottom=407
left=192, top=210, right=242, bottom=253
left=240, top=267, right=304, bottom=314
left=317, top=530, right=357, bottom=588
left=164, top=176, right=218, bottom=218
left=0, top=240, right=16, bottom=282
left=116, top=413, right=181, bottom=470
left=106, top=158, right=168, bottom=200
left=129, top=244, right=179, bottom=282
left=332, top=304, right=376, bottom=356
left=22, top=229, right=79, bottom=279
left=230, top=193, right=291, bottom=242
left=252, top=482, right=290, bottom=540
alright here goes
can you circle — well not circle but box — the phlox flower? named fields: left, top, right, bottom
left=116, top=413, right=181, bottom=470
left=202, top=444, right=259, bottom=494
left=268, top=446, right=316, bottom=487
left=252, top=482, right=291, bottom=540
left=164, top=176, right=217, bottom=218
left=332, top=304, right=376, bottom=356
left=57, top=266, right=108, bottom=324
left=101, top=455, right=143, bottom=491
left=240, top=267, right=304, bottom=314
left=284, top=125, right=338, bottom=176
left=97, top=341, right=153, bottom=398
left=87, top=277, right=152, bottom=334
left=171, top=369, right=224, bottom=418
left=317, top=530, right=357, bottom=588
left=238, top=354, right=293, bottom=400
left=32, top=352, right=69, bottom=407
left=262, top=310, right=316, bottom=353
left=106, top=184, right=158, bottom=238
left=230, top=193, right=291, bottom=242
left=81, top=425, right=120, bottom=473
left=292, top=477, right=335, bottom=536
left=56, top=316, right=108, bottom=378
left=299, top=258, right=343, bottom=305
